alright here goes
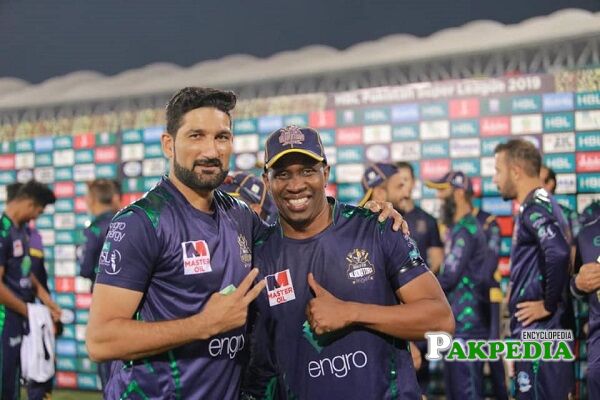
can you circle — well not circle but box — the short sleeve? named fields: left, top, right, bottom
left=381, top=220, right=429, bottom=291
left=95, top=209, right=160, bottom=292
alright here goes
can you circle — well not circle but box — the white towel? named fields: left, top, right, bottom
left=21, top=303, right=55, bottom=382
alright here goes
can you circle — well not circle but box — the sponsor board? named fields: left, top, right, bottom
left=511, top=114, right=542, bottom=134
left=449, top=98, right=480, bottom=119
left=234, top=118, right=257, bottom=134
left=450, top=138, right=480, bottom=158
left=576, top=152, right=600, bottom=173
left=543, top=113, right=574, bottom=133
left=480, top=157, right=496, bottom=177
left=336, top=127, right=363, bottom=145
left=480, top=117, right=510, bottom=136
left=95, top=147, right=118, bottom=163
left=450, top=120, right=479, bottom=137
left=365, top=144, right=390, bottom=162
left=577, top=193, right=600, bottom=213
left=391, top=104, right=419, bottom=123
left=234, top=134, right=259, bottom=153
left=575, top=110, right=600, bottom=131
left=142, top=127, right=163, bottom=143
left=420, top=120, right=449, bottom=140
left=337, top=109, right=360, bottom=126
left=422, top=141, right=449, bottom=159
left=421, top=102, right=448, bottom=119
left=362, top=107, right=390, bottom=124
left=15, top=152, right=35, bottom=169
left=335, top=164, right=365, bottom=183
left=556, top=173, right=577, bottom=194
left=392, top=124, right=419, bottom=141
left=511, top=95, right=542, bottom=113
left=542, top=93, right=573, bottom=112
left=577, top=173, right=600, bottom=193
left=575, top=91, right=600, bottom=109
left=542, top=132, right=575, bottom=153
left=576, top=131, right=600, bottom=151
left=284, top=114, right=309, bottom=127
left=451, top=158, right=480, bottom=176
left=121, top=143, right=144, bottom=161
left=53, top=149, right=75, bottom=166
left=122, top=130, right=143, bottom=143
left=482, top=197, right=513, bottom=216
left=543, top=153, right=576, bottom=173
left=337, top=146, right=365, bottom=163
left=420, top=159, right=451, bottom=179
left=363, top=125, right=392, bottom=144
left=309, top=110, right=336, bottom=128
left=391, top=141, right=421, bottom=161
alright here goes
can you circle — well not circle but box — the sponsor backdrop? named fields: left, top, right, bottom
left=0, top=67, right=599, bottom=391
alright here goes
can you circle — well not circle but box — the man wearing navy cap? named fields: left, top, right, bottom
left=426, top=171, right=507, bottom=400
left=220, top=172, right=278, bottom=224
left=242, top=125, right=454, bottom=399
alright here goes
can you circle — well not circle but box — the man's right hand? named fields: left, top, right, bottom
left=195, top=268, right=266, bottom=338
left=575, top=262, right=600, bottom=293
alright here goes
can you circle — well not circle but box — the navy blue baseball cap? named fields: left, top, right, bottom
left=425, top=170, right=472, bottom=192
left=264, top=125, right=326, bottom=169
left=358, top=163, right=399, bottom=207
left=220, top=172, right=278, bottom=223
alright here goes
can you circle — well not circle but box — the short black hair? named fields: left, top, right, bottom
left=11, top=180, right=56, bottom=207
left=166, top=87, right=237, bottom=137
left=6, top=182, right=24, bottom=203
left=542, top=165, right=556, bottom=184
left=494, top=139, right=541, bottom=178
left=394, top=161, right=415, bottom=178
left=87, top=179, right=121, bottom=205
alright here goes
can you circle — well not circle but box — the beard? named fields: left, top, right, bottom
left=441, top=196, right=457, bottom=227
left=173, top=154, right=228, bottom=193
left=499, top=178, right=518, bottom=201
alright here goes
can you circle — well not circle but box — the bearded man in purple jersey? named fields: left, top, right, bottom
left=493, top=139, right=573, bottom=399
left=86, top=88, right=407, bottom=400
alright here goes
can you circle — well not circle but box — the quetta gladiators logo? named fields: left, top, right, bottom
left=346, top=249, right=375, bottom=284
left=238, top=234, right=252, bottom=268
left=278, top=125, right=305, bottom=146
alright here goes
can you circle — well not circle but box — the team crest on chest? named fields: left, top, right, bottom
left=181, top=240, right=212, bottom=275
left=238, top=234, right=252, bottom=268
left=346, top=249, right=375, bottom=284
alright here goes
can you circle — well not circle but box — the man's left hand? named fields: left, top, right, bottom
left=515, top=300, right=550, bottom=327
left=364, top=200, right=409, bottom=234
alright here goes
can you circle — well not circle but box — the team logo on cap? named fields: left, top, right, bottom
left=237, top=234, right=252, bottom=268
left=181, top=240, right=212, bottom=275
left=265, top=269, right=296, bottom=306
left=346, top=249, right=375, bottom=284
left=278, top=125, right=305, bottom=146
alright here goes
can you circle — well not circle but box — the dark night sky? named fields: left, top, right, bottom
left=1, top=0, right=599, bottom=83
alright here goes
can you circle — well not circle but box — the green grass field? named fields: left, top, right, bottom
left=22, top=389, right=102, bottom=399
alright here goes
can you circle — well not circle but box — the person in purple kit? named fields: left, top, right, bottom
left=493, top=139, right=574, bottom=399
left=570, top=200, right=600, bottom=398
left=86, top=89, right=405, bottom=400
left=358, top=161, right=444, bottom=395
left=6, top=182, right=62, bottom=400
left=0, top=180, right=61, bottom=400
left=85, top=87, right=269, bottom=400
left=242, top=126, right=454, bottom=400
left=79, top=179, right=121, bottom=286
left=426, top=171, right=507, bottom=400
left=220, top=171, right=278, bottom=224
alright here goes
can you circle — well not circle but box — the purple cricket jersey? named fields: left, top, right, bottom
left=573, top=214, right=600, bottom=366
left=402, top=206, right=442, bottom=259
left=0, top=213, right=34, bottom=303
left=78, top=211, right=114, bottom=284
left=438, top=213, right=489, bottom=338
left=244, top=199, right=428, bottom=400
left=96, top=177, right=267, bottom=400
left=509, top=188, right=571, bottom=337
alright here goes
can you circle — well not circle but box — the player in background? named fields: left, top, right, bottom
left=493, top=139, right=573, bottom=399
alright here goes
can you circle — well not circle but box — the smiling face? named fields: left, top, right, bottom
left=162, top=107, right=232, bottom=193
left=264, top=153, right=330, bottom=232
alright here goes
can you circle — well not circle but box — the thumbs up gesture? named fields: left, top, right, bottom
left=306, top=273, right=354, bottom=335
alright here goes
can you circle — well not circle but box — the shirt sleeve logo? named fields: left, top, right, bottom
left=237, top=234, right=252, bottom=268
left=265, top=269, right=296, bottom=306
left=181, top=240, right=212, bottom=275
left=346, top=249, right=375, bottom=284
